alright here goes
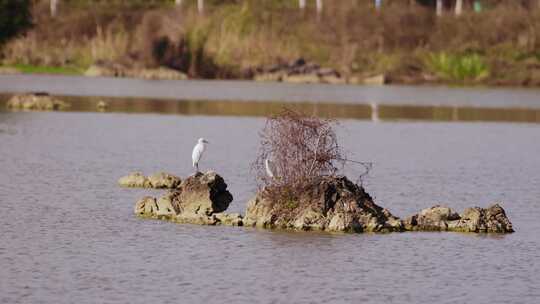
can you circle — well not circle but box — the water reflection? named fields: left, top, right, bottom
left=1, top=95, right=539, bottom=123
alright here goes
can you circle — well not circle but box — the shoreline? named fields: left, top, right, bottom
left=1, top=74, right=540, bottom=110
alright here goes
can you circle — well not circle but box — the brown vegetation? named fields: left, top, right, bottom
left=251, top=109, right=342, bottom=216
left=1, top=1, right=540, bottom=85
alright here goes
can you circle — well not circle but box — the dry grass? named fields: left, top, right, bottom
left=2, top=1, right=540, bottom=84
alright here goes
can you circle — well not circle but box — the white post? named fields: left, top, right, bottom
left=455, top=0, right=463, bottom=16
left=50, top=0, right=58, bottom=17
left=370, top=102, right=380, bottom=122
left=198, top=0, right=204, bottom=14
left=316, top=0, right=323, bottom=14
left=299, top=0, right=306, bottom=10
left=436, top=0, right=443, bottom=16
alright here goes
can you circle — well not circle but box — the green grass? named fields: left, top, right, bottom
left=425, top=53, right=489, bottom=83
left=2, top=64, right=83, bottom=75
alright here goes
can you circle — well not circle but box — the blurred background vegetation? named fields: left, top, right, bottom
left=1, top=0, right=540, bottom=86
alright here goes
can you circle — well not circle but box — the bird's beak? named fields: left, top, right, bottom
left=204, top=140, right=209, bottom=144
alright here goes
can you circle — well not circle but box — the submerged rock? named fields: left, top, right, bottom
left=118, top=172, right=181, bottom=189
left=134, top=171, right=241, bottom=226
left=404, top=204, right=514, bottom=233
left=244, top=176, right=403, bottom=233
left=6, top=93, right=70, bottom=111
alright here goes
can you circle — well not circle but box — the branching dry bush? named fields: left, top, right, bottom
left=252, top=109, right=347, bottom=213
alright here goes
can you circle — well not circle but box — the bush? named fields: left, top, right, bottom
left=425, top=52, right=489, bottom=82
left=0, top=0, right=32, bottom=46
left=252, top=109, right=345, bottom=212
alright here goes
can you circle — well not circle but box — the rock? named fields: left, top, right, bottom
left=118, top=172, right=180, bottom=189
left=148, top=172, right=182, bottom=189
left=215, top=213, right=244, bottom=226
left=129, top=171, right=514, bottom=234
left=321, top=74, right=346, bottom=84
left=176, top=212, right=219, bottom=225
left=404, top=203, right=513, bottom=233
left=254, top=72, right=285, bottom=82
left=244, top=176, right=404, bottom=233
left=133, top=171, right=239, bottom=226
left=244, top=195, right=276, bottom=228
left=404, top=205, right=460, bottom=231
left=0, top=67, right=21, bottom=75
left=155, top=194, right=177, bottom=218
left=85, top=61, right=187, bottom=80
left=283, top=73, right=321, bottom=84
left=253, top=58, right=345, bottom=84
left=133, top=67, right=187, bottom=80
left=118, top=172, right=151, bottom=188
left=362, top=74, right=386, bottom=85
left=134, top=196, right=159, bottom=217
left=97, top=100, right=109, bottom=111
left=172, top=171, right=233, bottom=215
left=293, top=208, right=327, bottom=230
left=6, top=94, right=70, bottom=111
left=84, top=64, right=116, bottom=77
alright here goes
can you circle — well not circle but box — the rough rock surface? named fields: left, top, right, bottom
left=127, top=171, right=513, bottom=233
left=244, top=176, right=403, bottom=232
left=6, top=94, right=70, bottom=111
left=349, top=74, right=387, bottom=85
left=147, top=172, right=182, bottom=189
left=253, top=58, right=345, bottom=84
left=134, top=171, right=242, bottom=226
left=404, top=204, right=514, bottom=233
left=118, top=172, right=181, bottom=189
left=118, top=172, right=151, bottom=188
left=85, top=61, right=187, bottom=80
left=97, top=100, right=109, bottom=111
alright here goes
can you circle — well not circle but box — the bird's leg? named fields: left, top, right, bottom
left=195, top=163, right=199, bottom=173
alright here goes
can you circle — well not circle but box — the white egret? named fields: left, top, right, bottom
left=265, top=158, right=276, bottom=179
left=192, top=138, right=209, bottom=172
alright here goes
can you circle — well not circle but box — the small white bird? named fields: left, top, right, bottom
left=192, top=138, right=209, bottom=173
left=265, top=158, right=276, bottom=179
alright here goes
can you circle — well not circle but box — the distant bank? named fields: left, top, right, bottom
left=1, top=74, right=540, bottom=110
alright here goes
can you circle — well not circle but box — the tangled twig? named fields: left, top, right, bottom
left=252, top=108, right=372, bottom=209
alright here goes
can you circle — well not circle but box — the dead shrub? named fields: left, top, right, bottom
left=252, top=109, right=346, bottom=216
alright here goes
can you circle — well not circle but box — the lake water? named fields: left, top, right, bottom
left=1, top=109, right=540, bottom=303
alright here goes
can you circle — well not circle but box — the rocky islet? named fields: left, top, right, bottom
left=122, top=171, right=514, bottom=234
